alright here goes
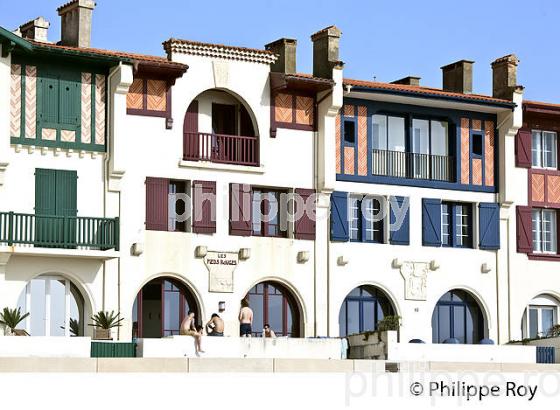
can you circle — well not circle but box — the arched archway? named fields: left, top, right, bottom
left=132, top=277, right=200, bottom=338
left=183, top=89, right=259, bottom=166
left=16, top=274, right=86, bottom=337
left=338, top=285, right=395, bottom=337
left=431, top=289, right=486, bottom=344
left=244, top=281, right=301, bottom=337
left=521, top=294, right=560, bottom=339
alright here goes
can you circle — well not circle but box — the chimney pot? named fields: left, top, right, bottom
left=19, top=17, right=50, bottom=43
left=265, top=38, right=297, bottom=74
left=491, top=54, right=520, bottom=100
left=311, top=25, right=342, bottom=79
left=441, top=60, right=474, bottom=94
left=58, top=0, right=96, bottom=48
left=391, top=76, right=421, bottom=86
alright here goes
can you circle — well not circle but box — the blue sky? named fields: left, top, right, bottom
left=3, top=0, right=558, bottom=102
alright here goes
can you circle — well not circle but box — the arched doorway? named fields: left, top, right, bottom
left=338, top=285, right=395, bottom=337
left=132, top=277, right=199, bottom=338
left=17, top=275, right=85, bottom=336
left=521, top=294, right=560, bottom=339
left=432, top=289, right=485, bottom=344
left=183, top=89, right=259, bottom=166
left=245, top=281, right=300, bottom=337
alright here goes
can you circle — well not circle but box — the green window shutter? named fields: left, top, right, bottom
left=59, top=76, right=80, bottom=125
left=35, top=168, right=57, bottom=216
left=55, top=170, right=78, bottom=217
left=39, top=74, right=59, bottom=124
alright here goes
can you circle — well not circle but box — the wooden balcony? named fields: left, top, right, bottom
left=183, top=132, right=259, bottom=166
left=0, top=212, right=119, bottom=251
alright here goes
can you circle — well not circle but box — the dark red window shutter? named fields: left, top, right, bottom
left=192, top=180, right=216, bottom=234
left=294, top=188, right=316, bottom=240
left=229, top=183, right=252, bottom=236
left=516, top=206, right=533, bottom=253
left=183, top=100, right=199, bottom=160
left=515, top=129, right=532, bottom=168
left=146, top=177, right=169, bottom=231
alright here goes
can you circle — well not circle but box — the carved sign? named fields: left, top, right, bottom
left=204, top=251, right=238, bottom=293
left=400, top=262, right=428, bottom=301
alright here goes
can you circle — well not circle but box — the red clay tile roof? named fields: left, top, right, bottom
left=524, top=100, right=560, bottom=110
left=344, top=78, right=515, bottom=106
left=28, top=40, right=187, bottom=70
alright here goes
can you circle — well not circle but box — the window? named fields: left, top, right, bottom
left=472, top=133, right=483, bottom=156
left=372, top=115, right=406, bottom=152
left=246, top=282, right=300, bottom=337
left=432, top=290, right=485, bottom=344
left=17, top=276, right=85, bottom=337
left=523, top=295, right=560, bottom=339
left=252, top=189, right=287, bottom=238
left=532, top=130, right=557, bottom=169
left=127, top=77, right=169, bottom=117
left=338, top=286, right=394, bottom=337
left=349, top=195, right=384, bottom=243
left=168, top=180, right=187, bottom=232
left=343, top=120, right=356, bottom=144
left=532, top=209, right=557, bottom=253
left=441, top=202, right=473, bottom=248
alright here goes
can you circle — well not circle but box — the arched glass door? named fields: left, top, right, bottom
left=338, top=286, right=394, bottom=337
left=132, top=278, right=198, bottom=338
left=17, top=275, right=85, bottom=336
left=246, top=282, right=300, bottom=337
left=432, top=290, right=485, bottom=344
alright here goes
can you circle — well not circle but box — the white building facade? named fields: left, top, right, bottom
left=0, top=0, right=558, bottom=350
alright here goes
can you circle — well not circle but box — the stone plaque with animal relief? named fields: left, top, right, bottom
left=204, top=251, right=238, bottom=293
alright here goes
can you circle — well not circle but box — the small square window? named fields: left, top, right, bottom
left=344, top=120, right=356, bottom=144
left=472, top=133, right=483, bottom=156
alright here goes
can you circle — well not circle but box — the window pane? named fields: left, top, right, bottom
left=388, top=117, right=405, bottom=152
left=268, top=293, right=283, bottom=335
left=349, top=197, right=360, bottom=241
left=532, top=131, right=542, bottom=168
left=442, top=203, right=451, bottom=247
left=412, top=119, right=429, bottom=154
left=50, top=280, right=66, bottom=337
left=30, top=280, right=46, bottom=336
left=543, top=132, right=557, bottom=168
left=532, top=210, right=542, bottom=253
left=362, top=301, right=376, bottom=332
left=343, top=120, right=355, bottom=144
left=542, top=308, right=555, bottom=336
left=372, top=115, right=387, bottom=150
left=163, top=289, right=180, bottom=332
left=347, top=301, right=360, bottom=335
left=431, top=121, right=449, bottom=156
left=542, top=210, right=557, bottom=253
left=453, top=306, right=466, bottom=343
left=455, top=204, right=471, bottom=247
left=437, top=306, right=451, bottom=343
left=529, top=308, right=539, bottom=338
left=252, top=191, right=262, bottom=235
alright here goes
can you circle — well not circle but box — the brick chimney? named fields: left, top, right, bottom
left=58, top=0, right=96, bottom=48
left=491, top=54, right=520, bottom=100
left=265, top=38, right=297, bottom=74
left=19, top=17, right=50, bottom=43
left=391, top=76, right=421, bottom=86
left=311, top=25, right=342, bottom=79
left=441, top=60, right=474, bottom=94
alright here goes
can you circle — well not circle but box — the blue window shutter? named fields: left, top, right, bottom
left=390, top=196, right=409, bottom=245
left=330, top=191, right=349, bottom=242
left=422, top=198, right=442, bottom=247
left=479, top=203, right=500, bottom=250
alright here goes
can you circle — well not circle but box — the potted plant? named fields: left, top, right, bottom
left=0, top=307, right=30, bottom=336
left=60, top=318, right=80, bottom=337
left=89, top=311, right=124, bottom=340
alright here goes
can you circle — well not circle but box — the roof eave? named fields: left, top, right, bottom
left=0, top=26, right=33, bottom=56
left=347, top=85, right=516, bottom=110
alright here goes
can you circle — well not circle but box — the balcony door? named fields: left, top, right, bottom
left=212, top=103, right=236, bottom=135
left=35, top=169, right=77, bottom=247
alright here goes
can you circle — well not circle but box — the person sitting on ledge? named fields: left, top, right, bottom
left=206, top=313, right=224, bottom=337
left=262, top=324, right=276, bottom=338
left=180, top=311, right=205, bottom=353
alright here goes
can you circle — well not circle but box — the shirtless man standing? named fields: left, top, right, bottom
left=239, top=299, right=253, bottom=337
left=180, top=311, right=204, bottom=353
